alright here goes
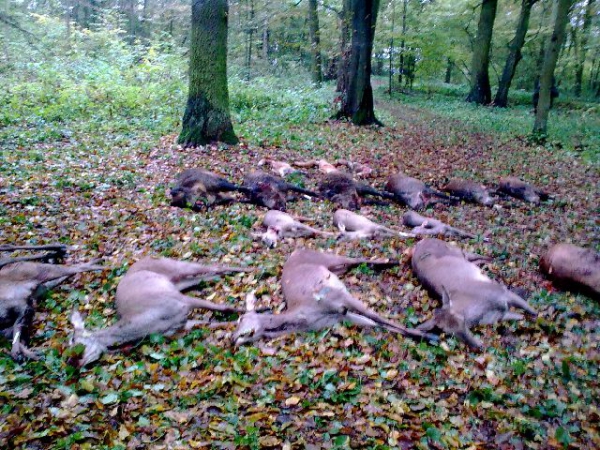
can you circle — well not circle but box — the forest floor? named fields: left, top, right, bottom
left=1, top=90, right=599, bottom=449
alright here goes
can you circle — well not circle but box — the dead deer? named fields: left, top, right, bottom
left=243, top=170, right=318, bottom=211
left=540, top=243, right=600, bottom=299
left=442, top=178, right=495, bottom=207
left=334, top=209, right=415, bottom=241
left=233, top=249, right=436, bottom=345
left=258, top=158, right=304, bottom=177
left=69, top=257, right=250, bottom=366
left=0, top=251, right=102, bottom=361
left=402, top=211, right=484, bottom=241
left=409, top=238, right=536, bottom=349
left=497, top=177, right=550, bottom=204
left=319, top=171, right=393, bottom=211
left=385, top=173, right=456, bottom=210
left=170, top=168, right=250, bottom=209
left=254, top=210, right=336, bottom=248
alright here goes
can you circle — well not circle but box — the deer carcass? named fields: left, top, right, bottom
left=319, top=170, right=393, bottom=211
left=385, top=173, right=455, bottom=210
left=243, top=170, right=318, bottom=211
left=255, top=210, right=336, bottom=248
left=258, top=158, right=304, bottom=177
left=402, top=211, right=483, bottom=240
left=0, top=251, right=102, bottom=360
left=410, top=238, right=536, bottom=349
left=442, top=179, right=494, bottom=206
left=170, top=168, right=250, bottom=209
left=69, top=257, right=250, bottom=366
left=334, top=209, right=415, bottom=241
left=233, top=249, right=436, bottom=345
left=497, top=177, right=549, bottom=204
left=540, top=243, right=600, bottom=299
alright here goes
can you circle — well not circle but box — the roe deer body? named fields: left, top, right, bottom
left=402, top=211, right=484, bottom=240
left=385, top=173, right=454, bottom=210
left=540, top=243, right=599, bottom=299
left=0, top=250, right=102, bottom=360
left=442, top=179, right=494, bottom=207
left=256, top=210, right=335, bottom=248
left=498, top=177, right=549, bottom=204
left=334, top=209, right=414, bottom=240
left=410, top=239, right=536, bottom=349
left=70, top=257, right=250, bottom=366
left=233, top=249, right=436, bottom=345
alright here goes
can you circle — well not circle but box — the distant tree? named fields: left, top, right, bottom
left=179, top=0, right=238, bottom=146
left=494, top=0, right=538, bottom=107
left=337, top=0, right=381, bottom=125
left=573, top=0, right=595, bottom=96
left=466, top=0, right=498, bottom=104
left=308, top=0, right=323, bottom=86
left=533, top=0, right=574, bottom=136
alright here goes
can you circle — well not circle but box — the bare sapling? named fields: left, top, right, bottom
left=442, top=178, right=495, bottom=206
left=170, top=168, right=250, bottom=209
left=540, top=243, right=599, bottom=299
left=1, top=255, right=102, bottom=360
left=254, top=210, right=336, bottom=248
left=497, top=177, right=550, bottom=204
left=69, top=257, right=251, bottom=366
left=243, top=170, right=318, bottom=211
left=232, top=249, right=436, bottom=345
left=410, top=238, right=536, bottom=349
left=402, top=211, right=486, bottom=241
left=334, top=209, right=415, bottom=241
left=385, top=173, right=456, bottom=209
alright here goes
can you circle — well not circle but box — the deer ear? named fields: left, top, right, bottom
left=70, top=310, right=85, bottom=331
left=245, top=291, right=257, bottom=312
left=441, top=285, right=453, bottom=308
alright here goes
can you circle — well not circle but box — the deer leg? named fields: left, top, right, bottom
left=417, top=317, right=439, bottom=332
left=455, top=328, right=484, bottom=351
left=184, top=319, right=236, bottom=330
left=180, top=294, right=244, bottom=313
left=10, top=303, right=36, bottom=361
left=502, top=312, right=525, bottom=321
left=506, top=293, right=537, bottom=316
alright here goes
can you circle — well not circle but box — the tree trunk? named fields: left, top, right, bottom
left=398, top=0, right=408, bottom=85
left=178, top=0, right=238, bottom=147
left=308, top=0, right=323, bottom=86
left=445, top=57, right=453, bottom=83
left=388, top=0, right=395, bottom=95
left=493, top=0, right=537, bottom=107
left=262, top=18, right=269, bottom=61
left=573, top=0, right=595, bottom=96
left=337, top=0, right=352, bottom=93
left=466, top=0, right=498, bottom=104
left=337, top=0, right=381, bottom=126
left=533, top=0, right=573, bottom=136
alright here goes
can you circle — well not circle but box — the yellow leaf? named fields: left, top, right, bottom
left=285, top=396, right=301, bottom=406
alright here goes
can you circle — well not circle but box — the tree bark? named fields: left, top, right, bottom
left=573, top=0, right=595, bottom=96
left=466, top=0, right=498, bottom=104
left=308, top=0, right=323, bottom=86
left=337, top=0, right=352, bottom=93
left=533, top=0, right=574, bottom=136
left=337, top=0, right=381, bottom=126
left=493, top=0, right=537, bottom=107
left=178, top=0, right=238, bottom=147
left=445, top=57, right=453, bottom=83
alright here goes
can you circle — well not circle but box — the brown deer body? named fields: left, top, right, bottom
left=386, top=173, right=454, bottom=210
left=243, top=170, right=318, bottom=211
left=1, top=253, right=102, bottom=360
left=334, top=209, right=414, bottom=240
left=540, top=243, right=600, bottom=299
left=410, top=239, right=536, bottom=349
left=498, top=177, right=549, bottom=204
left=442, top=179, right=494, bottom=206
left=233, top=249, right=435, bottom=345
left=70, top=257, right=250, bottom=366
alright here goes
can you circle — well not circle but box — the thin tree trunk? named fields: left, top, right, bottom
left=262, top=18, right=269, bottom=61
left=493, top=0, right=537, bottom=107
left=445, top=57, right=453, bottom=83
left=337, top=0, right=352, bottom=93
left=388, top=0, right=395, bottom=95
left=178, top=0, right=238, bottom=147
left=573, top=0, right=595, bottom=96
left=533, top=0, right=574, bottom=136
left=398, top=0, right=407, bottom=85
left=466, top=0, right=498, bottom=104
left=308, top=0, right=323, bottom=86
left=337, top=0, right=382, bottom=125
left=246, top=0, right=254, bottom=79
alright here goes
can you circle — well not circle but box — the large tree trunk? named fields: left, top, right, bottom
left=533, top=0, right=574, bottom=136
left=178, top=0, right=238, bottom=147
left=493, top=0, right=537, bottom=107
left=337, top=0, right=352, bottom=93
left=308, top=0, right=323, bottom=86
left=337, top=0, right=381, bottom=126
left=445, top=57, right=453, bottom=83
left=573, top=0, right=595, bottom=96
left=466, top=0, right=498, bottom=104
